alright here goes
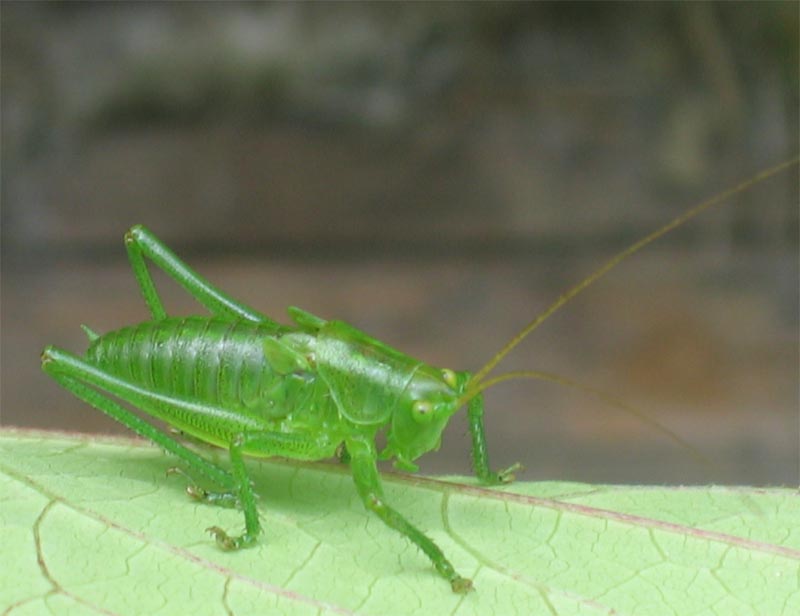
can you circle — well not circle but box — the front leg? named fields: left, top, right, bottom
left=467, top=394, right=522, bottom=485
left=346, top=434, right=472, bottom=594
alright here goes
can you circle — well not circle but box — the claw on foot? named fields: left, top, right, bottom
left=496, top=462, right=523, bottom=484
left=451, top=576, right=474, bottom=594
left=207, top=526, right=258, bottom=550
left=185, top=484, right=206, bottom=500
left=166, top=466, right=204, bottom=498
left=166, top=467, right=239, bottom=508
left=480, top=462, right=524, bottom=486
left=207, top=525, right=238, bottom=550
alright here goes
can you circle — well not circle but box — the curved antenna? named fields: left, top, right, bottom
left=461, top=370, right=711, bottom=466
left=459, top=369, right=764, bottom=514
left=470, top=157, right=799, bottom=387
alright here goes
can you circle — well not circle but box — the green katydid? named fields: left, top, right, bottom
left=41, top=158, right=797, bottom=593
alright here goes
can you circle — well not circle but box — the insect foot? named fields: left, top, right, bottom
left=206, top=526, right=258, bottom=550
left=166, top=467, right=240, bottom=508
left=495, top=462, right=523, bottom=485
left=187, top=485, right=240, bottom=509
left=451, top=576, right=474, bottom=594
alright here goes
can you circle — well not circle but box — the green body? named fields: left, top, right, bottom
left=85, top=314, right=471, bottom=470
left=42, top=225, right=513, bottom=593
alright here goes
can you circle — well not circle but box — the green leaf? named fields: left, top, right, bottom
left=1, top=430, right=798, bottom=615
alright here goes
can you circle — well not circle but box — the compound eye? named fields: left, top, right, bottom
left=441, top=369, right=457, bottom=388
left=412, top=400, right=435, bottom=423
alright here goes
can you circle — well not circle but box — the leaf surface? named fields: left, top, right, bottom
left=1, top=430, right=798, bottom=615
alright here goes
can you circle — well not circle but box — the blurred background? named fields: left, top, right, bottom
left=2, top=2, right=797, bottom=486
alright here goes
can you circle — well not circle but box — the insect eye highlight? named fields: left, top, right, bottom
left=411, top=400, right=435, bottom=423
left=441, top=369, right=457, bottom=388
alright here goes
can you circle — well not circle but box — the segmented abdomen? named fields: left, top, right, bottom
left=87, top=317, right=299, bottom=414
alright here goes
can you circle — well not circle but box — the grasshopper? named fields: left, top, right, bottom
left=41, top=158, right=797, bottom=593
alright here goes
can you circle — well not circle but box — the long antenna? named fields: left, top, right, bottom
left=470, top=157, right=799, bottom=386
left=459, top=370, right=711, bottom=465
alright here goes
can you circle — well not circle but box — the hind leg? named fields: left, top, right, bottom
left=124, top=224, right=277, bottom=325
left=41, top=346, right=255, bottom=544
